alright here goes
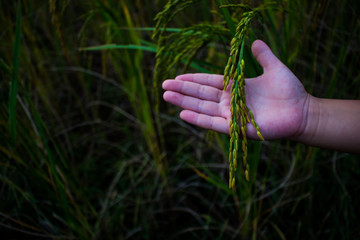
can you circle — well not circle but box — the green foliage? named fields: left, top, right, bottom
left=0, top=0, right=359, bottom=239
left=9, top=1, right=22, bottom=145
left=153, top=23, right=230, bottom=109
left=152, top=0, right=201, bottom=40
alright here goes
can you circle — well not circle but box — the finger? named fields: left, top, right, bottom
left=163, top=91, right=223, bottom=117
left=180, top=110, right=229, bottom=134
left=162, top=79, right=222, bottom=102
left=175, top=73, right=224, bottom=90
left=251, top=40, right=282, bottom=73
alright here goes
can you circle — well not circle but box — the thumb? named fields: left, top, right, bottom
left=251, top=40, right=282, bottom=73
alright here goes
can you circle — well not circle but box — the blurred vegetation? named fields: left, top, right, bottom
left=0, top=0, right=359, bottom=239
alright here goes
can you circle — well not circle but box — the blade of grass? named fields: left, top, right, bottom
left=80, top=43, right=211, bottom=73
left=190, top=163, right=235, bottom=196
left=263, top=8, right=287, bottom=65
left=79, top=44, right=157, bottom=53
left=117, top=27, right=182, bottom=32
left=0, top=58, right=11, bottom=75
left=215, top=0, right=236, bottom=36
left=9, top=0, right=21, bottom=144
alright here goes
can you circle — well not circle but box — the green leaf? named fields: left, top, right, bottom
left=118, top=27, right=182, bottom=33
left=9, top=0, right=22, bottom=144
left=216, top=0, right=236, bottom=36
left=79, top=44, right=157, bottom=53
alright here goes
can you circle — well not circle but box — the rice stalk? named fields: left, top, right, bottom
left=222, top=8, right=264, bottom=189
left=152, top=0, right=200, bottom=40
left=153, top=1, right=269, bottom=189
left=153, top=23, right=230, bottom=110
left=49, top=0, right=70, bottom=61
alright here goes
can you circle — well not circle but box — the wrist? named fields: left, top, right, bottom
left=291, top=94, right=322, bottom=144
left=291, top=96, right=360, bottom=154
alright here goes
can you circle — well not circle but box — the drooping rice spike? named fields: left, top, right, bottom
left=248, top=108, right=265, bottom=141
left=223, top=8, right=264, bottom=189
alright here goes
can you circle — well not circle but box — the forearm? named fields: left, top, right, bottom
left=296, top=95, right=360, bottom=154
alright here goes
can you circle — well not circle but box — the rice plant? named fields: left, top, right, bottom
left=222, top=6, right=267, bottom=189
left=1, top=0, right=359, bottom=239
left=153, top=1, right=272, bottom=189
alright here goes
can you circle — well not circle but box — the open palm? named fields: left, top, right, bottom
left=162, top=40, right=309, bottom=140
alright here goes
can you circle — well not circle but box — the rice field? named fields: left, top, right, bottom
left=1, top=0, right=359, bottom=239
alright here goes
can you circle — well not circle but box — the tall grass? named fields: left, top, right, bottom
left=0, top=0, right=359, bottom=239
left=8, top=1, right=21, bottom=145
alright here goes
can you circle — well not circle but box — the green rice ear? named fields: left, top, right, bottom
left=152, top=0, right=200, bottom=40
left=153, top=23, right=230, bottom=111
left=223, top=9, right=264, bottom=189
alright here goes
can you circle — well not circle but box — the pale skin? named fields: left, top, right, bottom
left=162, top=40, right=360, bottom=154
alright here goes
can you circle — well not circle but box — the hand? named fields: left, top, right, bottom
left=162, top=40, right=310, bottom=140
